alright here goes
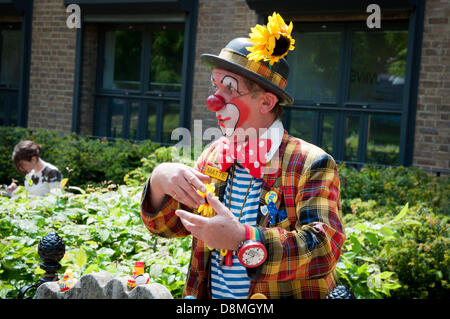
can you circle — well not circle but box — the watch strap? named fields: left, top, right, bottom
left=244, top=224, right=261, bottom=241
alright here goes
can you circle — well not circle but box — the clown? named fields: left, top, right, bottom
left=140, top=12, right=345, bottom=299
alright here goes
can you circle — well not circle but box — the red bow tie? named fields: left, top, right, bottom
left=217, top=137, right=272, bottom=179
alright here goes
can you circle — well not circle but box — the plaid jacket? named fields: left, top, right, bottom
left=140, top=131, right=345, bottom=298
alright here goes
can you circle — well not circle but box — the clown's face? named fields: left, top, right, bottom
left=207, top=69, right=261, bottom=139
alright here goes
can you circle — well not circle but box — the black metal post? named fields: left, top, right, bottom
left=17, top=231, right=65, bottom=299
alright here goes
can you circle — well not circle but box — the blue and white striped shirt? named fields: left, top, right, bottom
left=211, top=163, right=262, bottom=299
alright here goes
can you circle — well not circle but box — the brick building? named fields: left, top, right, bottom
left=0, top=0, right=448, bottom=174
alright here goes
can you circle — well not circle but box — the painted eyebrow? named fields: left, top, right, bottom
left=221, top=75, right=243, bottom=94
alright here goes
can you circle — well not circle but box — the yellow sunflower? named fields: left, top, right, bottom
left=196, top=183, right=216, bottom=217
left=246, top=12, right=295, bottom=65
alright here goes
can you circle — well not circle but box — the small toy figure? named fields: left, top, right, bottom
left=127, top=261, right=149, bottom=290
left=58, top=269, right=77, bottom=292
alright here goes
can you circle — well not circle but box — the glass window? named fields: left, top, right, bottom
left=1, top=29, right=21, bottom=87
left=94, top=97, right=109, bottom=136
left=96, top=24, right=185, bottom=143
left=94, top=97, right=125, bottom=138
left=149, top=30, right=184, bottom=92
left=162, top=101, right=180, bottom=144
left=349, top=31, right=408, bottom=104
left=109, top=99, right=125, bottom=138
left=283, top=109, right=314, bottom=143
left=321, top=113, right=335, bottom=155
left=344, top=115, right=360, bottom=162
left=146, top=102, right=158, bottom=141
left=129, top=101, right=140, bottom=140
left=284, top=22, right=410, bottom=166
left=102, top=30, right=142, bottom=91
left=287, top=31, right=341, bottom=102
left=0, top=94, right=5, bottom=126
left=0, top=27, right=22, bottom=127
left=366, top=114, right=401, bottom=165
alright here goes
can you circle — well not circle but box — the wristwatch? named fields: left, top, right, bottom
left=236, top=240, right=267, bottom=268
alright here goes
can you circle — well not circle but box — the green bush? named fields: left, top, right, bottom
left=0, top=126, right=160, bottom=187
left=338, top=164, right=449, bottom=299
left=1, top=133, right=449, bottom=299
left=0, top=185, right=191, bottom=299
left=124, top=146, right=195, bottom=187
left=339, top=201, right=449, bottom=298
left=339, top=164, right=449, bottom=215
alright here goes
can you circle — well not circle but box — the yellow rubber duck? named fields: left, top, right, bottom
left=58, top=269, right=77, bottom=292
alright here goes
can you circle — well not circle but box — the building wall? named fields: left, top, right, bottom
left=11, top=0, right=449, bottom=173
left=190, top=0, right=257, bottom=134
left=413, top=0, right=450, bottom=173
left=27, top=0, right=77, bottom=133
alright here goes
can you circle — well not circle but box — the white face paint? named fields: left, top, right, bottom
left=210, top=72, right=252, bottom=137
left=216, top=102, right=240, bottom=137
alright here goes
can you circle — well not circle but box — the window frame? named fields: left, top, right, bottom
left=283, top=20, right=416, bottom=167
left=0, top=23, right=22, bottom=127
left=93, top=22, right=187, bottom=142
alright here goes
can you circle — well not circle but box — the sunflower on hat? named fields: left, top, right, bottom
left=246, top=12, right=295, bottom=66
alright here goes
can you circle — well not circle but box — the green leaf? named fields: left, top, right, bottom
left=85, top=264, right=99, bottom=274
left=98, top=229, right=110, bottom=242
left=377, top=271, right=394, bottom=279
left=75, top=248, right=87, bottom=268
left=150, top=263, right=163, bottom=278
left=394, top=202, right=409, bottom=222
left=379, top=226, right=395, bottom=237
left=365, top=232, right=378, bottom=246
left=350, top=235, right=362, bottom=253
left=97, top=247, right=115, bottom=257
left=354, top=223, right=369, bottom=232
left=357, top=263, right=369, bottom=275
left=111, top=206, right=121, bottom=217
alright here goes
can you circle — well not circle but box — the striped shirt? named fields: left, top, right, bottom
left=211, top=163, right=262, bottom=299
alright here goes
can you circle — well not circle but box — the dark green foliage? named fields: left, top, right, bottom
left=0, top=126, right=160, bottom=187
left=339, top=164, right=449, bottom=215
left=0, top=127, right=448, bottom=299
left=338, top=164, right=449, bottom=299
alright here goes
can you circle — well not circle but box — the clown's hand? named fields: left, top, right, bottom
left=151, top=163, right=210, bottom=210
left=176, top=192, right=245, bottom=251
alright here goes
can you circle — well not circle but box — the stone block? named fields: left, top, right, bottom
left=34, top=271, right=173, bottom=299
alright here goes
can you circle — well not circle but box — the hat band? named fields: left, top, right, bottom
left=219, top=48, right=287, bottom=90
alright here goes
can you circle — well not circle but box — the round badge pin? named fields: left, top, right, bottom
left=265, top=191, right=278, bottom=204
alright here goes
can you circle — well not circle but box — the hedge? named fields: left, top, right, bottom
left=0, top=126, right=160, bottom=188
left=0, top=127, right=449, bottom=299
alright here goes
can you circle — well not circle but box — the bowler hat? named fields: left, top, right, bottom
left=201, top=37, right=293, bottom=106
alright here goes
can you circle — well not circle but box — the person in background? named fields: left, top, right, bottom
left=6, top=140, right=62, bottom=196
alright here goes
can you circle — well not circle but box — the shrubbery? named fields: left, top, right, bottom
left=0, top=126, right=160, bottom=187
left=0, top=185, right=190, bottom=299
left=338, top=165, right=449, bottom=299
left=0, top=127, right=448, bottom=299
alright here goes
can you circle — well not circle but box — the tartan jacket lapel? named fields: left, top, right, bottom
left=257, top=130, right=289, bottom=226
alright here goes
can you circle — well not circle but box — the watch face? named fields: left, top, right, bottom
left=242, top=247, right=265, bottom=266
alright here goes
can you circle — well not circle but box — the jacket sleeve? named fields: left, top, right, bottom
left=140, top=146, right=216, bottom=239
left=140, top=175, right=191, bottom=238
left=246, top=153, right=345, bottom=281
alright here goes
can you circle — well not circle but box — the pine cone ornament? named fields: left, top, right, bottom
left=38, top=231, right=65, bottom=272
left=326, top=285, right=355, bottom=299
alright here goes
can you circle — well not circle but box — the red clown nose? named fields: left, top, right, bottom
left=206, top=94, right=225, bottom=112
